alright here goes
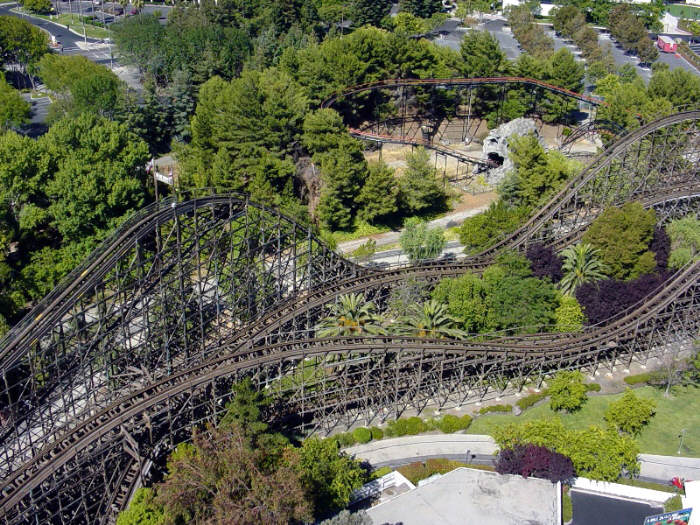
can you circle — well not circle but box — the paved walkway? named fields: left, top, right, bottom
left=639, top=454, right=700, bottom=481
left=343, top=434, right=498, bottom=465
left=337, top=203, right=491, bottom=255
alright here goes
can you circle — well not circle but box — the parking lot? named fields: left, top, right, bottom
left=433, top=16, right=698, bottom=82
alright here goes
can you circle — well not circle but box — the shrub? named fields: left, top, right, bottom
left=479, top=404, right=513, bottom=415
left=585, top=383, right=601, bottom=392
left=604, top=389, right=656, bottom=435
left=369, top=426, right=384, bottom=441
left=548, top=370, right=588, bottom=412
left=526, top=243, right=563, bottom=283
left=582, top=202, right=656, bottom=281
left=496, top=444, right=575, bottom=483
left=664, top=494, right=683, bottom=512
left=436, top=414, right=473, bottom=433
left=334, top=432, right=357, bottom=448
left=352, top=427, right=372, bottom=444
left=492, top=419, right=640, bottom=481
left=517, top=391, right=549, bottom=410
left=666, top=215, right=700, bottom=269
left=624, top=372, right=652, bottom=385
left=459, top=200, right=530, bottom=254
left=555, top=294, right=585, bottom=332
left=385, top=416, right=430, bottom=437
left=576, top=271, right=670, bottom=325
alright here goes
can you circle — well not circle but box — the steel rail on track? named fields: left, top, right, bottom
left=0, top=110, right=698, bottom=522
left=0, top=258, right=696, bottom=515
left=473, top=110, right=700, bottom=258
left=0, top=195, right=369, bottom=368
left=320, top=77, right=606, bottom=109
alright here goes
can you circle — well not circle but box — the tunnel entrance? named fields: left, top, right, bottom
left=487, top=152, right=504, bottom=167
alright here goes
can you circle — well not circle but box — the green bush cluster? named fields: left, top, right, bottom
left=352, top=427, right=372, bottom=444
left=548, top=370, right=589, bottom=412
left=493, top=419, right=640, bottom=481
left=516, top=391, right=549, bottom=410
left=385, top=416, right=431, bottom=437
left=370, top=426, right=384, bottom=441
left=665, top=494, right=683, bottom=512
left=478, top=404, right=513, bottom=415
left=585, top=383, right=601, bottom=392
left=624, top=373, right=652, bottom=385
left=435, top=414, right=473, bottom=433
left=397, top=458, right=493, bottom=485
left=332, top=413, right=473, bottom=447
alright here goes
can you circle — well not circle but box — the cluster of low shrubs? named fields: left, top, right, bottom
left=496, top=443, right=575, bottom=483
left=398, top=458, right=494, bottom=485
left=332, top=414, right=473, bottom=447
left=624, top=372, right=654, bottom=385
left=478, top=404, right=513, bottom=415
left=515, top=381, right=600, bottom=411
left=516, top=390, right=549, bottom=410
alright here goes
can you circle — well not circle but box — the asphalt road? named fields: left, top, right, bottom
left=0, top=2, right=98, bottom=47
left=571, top=490, right=664, bottom=525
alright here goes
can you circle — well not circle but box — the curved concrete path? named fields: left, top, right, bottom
left=343, top=434, right=497, bottom=466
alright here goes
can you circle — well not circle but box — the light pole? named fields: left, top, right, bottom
left=678, top=428, right=687, bottom=455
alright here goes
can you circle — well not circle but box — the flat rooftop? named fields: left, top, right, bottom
left=366, top=467, right=560, bottom=525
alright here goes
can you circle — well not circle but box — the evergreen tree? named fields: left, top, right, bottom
left=460, top=30, right=506, bottom=77
left=401, top=0, right=443, bottom=19
left=357, top=161, right=398, bottom=224
left=168, top=69, right=196, bottom=143
left=316, top=138, right=368, bottom=230
left=129, top=81, right=172, bottom=154
left=351, top=0, right=392, bottom=27
left=399, top=218, right=446, bottom=262
left=398, top=147, right=447, bottom=215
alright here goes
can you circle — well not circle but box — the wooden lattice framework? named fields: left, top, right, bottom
left=0, top=106, right=698, bottom=524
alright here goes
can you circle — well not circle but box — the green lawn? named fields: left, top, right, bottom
left=467, top=386, right=700, bottom=457
left=667, top=3, right=700, bottom=20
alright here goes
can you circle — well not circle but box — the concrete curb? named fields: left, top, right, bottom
left=344, top=434, right=498, bottom=465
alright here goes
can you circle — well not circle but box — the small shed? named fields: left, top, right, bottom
left=657, top=35, right=677, bottom=53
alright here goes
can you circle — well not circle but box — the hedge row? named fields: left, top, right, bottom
left=516, top=391, right=549, bottom=410
left=333, top=414, right=473, bottom=447
left=478, top=404, right=513, bottom=415
left=679, top=42, right=700, bottom=69
left=624, top=373, right=652, bottom=385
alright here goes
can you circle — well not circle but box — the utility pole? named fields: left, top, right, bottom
left=678, top=428, right=687, bottom=455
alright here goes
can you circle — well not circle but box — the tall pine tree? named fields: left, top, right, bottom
left=400, top=0, right=442, bottom=19
left=352, top=0, right=392, bottom=27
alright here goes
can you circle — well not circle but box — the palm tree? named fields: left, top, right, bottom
left=316, top=293, right=386, bottom=337
left=397, top=300, right=466, bottom=339
left=559, top=243, right=608, bottom=295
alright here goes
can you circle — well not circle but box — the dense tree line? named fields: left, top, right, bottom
left=0, top=116, right=149, bottom=334
left=595, top=65, right=700, bottom=129
left=553, top=0, right=664, bottom=30
left=608, top=4, right=659, bottom=64
left=552, top=5, right=617, bottom=81
left=506, top=5, right=554, bottom=59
